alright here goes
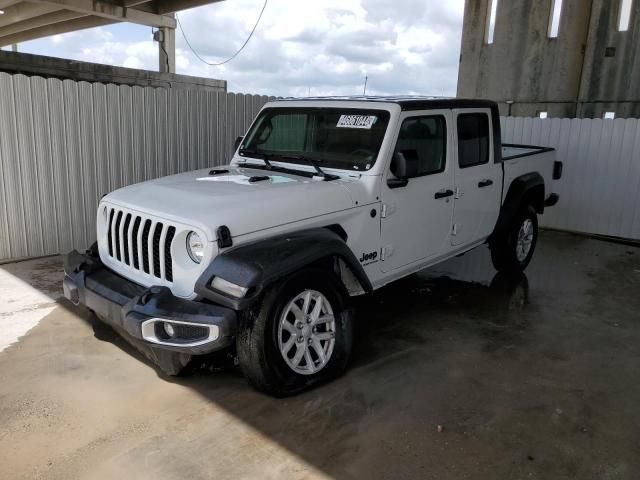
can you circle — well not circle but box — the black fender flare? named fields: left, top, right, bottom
left=490, top=172, right=545, bottom=243
left=194, top=228, right=373, bottom=310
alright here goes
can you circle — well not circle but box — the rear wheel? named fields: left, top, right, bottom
left=236, top=268, right=353, bottom=396
left=491, top=205, right=538, bottom=273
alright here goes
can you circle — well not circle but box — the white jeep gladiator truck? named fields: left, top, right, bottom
left=63, top=97, right=562, bottom=396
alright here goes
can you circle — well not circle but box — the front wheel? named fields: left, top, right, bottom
left=491, top=205, right=538, bottom=273
left=236, top=268, right=353, bottom=396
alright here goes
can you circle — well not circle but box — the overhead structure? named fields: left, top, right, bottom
left=0, top=0, right=224, bottom=72
left=457, top=0, right=640, bottom=118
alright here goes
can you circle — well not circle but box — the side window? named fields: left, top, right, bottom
left=394, top=115, right=446, bottom=176
left=457, top=113, right=490, bottom=168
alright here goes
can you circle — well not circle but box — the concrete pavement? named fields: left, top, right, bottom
left=1, top=231, right=639, bottom=479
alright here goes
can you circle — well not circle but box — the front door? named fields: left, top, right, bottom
left=451, top=110, right=501, bottom=246
left=380, top=110, right=455, bottom=273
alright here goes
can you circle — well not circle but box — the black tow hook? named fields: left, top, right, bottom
left=140, top=286, right=164, bottom=306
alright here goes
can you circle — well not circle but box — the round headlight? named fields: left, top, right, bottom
left=186, top=231, right=204, bottom=263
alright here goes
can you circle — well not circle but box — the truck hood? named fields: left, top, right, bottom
left=103, top=166, right=358, bottom=241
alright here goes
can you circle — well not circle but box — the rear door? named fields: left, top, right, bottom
left=380, top=110, right=455, bottom=273
left=451, top=110, right=501, bottom=246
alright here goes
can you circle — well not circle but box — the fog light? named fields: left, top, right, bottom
left=164, top=322, right=175, bottom=337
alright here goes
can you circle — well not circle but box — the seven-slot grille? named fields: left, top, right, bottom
left=106, top=207, right=177, bottom=282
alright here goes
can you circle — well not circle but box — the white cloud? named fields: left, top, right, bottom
left=16, top=0, right=465, bottom=97
left=123, top=56, right=143, bottom=69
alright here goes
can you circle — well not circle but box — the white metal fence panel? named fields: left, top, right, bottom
left=0, top=73, right=271, bottom=262
left=2, top=81, right=639, bottom=263
left=501, top=116, right=640, bottom=241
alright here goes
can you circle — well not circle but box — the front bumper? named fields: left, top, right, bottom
left=63, top=249, right=236, bottom=355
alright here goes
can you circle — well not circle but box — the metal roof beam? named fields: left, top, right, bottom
left=154, top=0, right=224, bottom=14
left=0, top=0, right=22, bottom=10
left=0, top=3, right=61, bottom=28
left=0, top=9, right=85, bottom=39
left=131, top=0, right=224, bottom=15
left=0, top=14, right=114, bottom=45
left=29, top=0, right=176, bottom=28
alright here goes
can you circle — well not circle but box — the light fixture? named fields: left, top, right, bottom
left=164, top=322, right=175, bottom=337
left=211, top=276, right=249, bottom=298
left=186, top=231, right=204, bottom=263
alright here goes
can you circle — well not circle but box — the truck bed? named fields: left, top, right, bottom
left=501, top=143, right=557, bottom=205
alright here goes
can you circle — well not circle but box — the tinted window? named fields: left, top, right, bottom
left=394, top=115, right=446, bottom=176
left=457, top=113, right=490, bottom=168
left=259, top=114, right=307, bottom=151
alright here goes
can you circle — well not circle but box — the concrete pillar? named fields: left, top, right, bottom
left=158, top=26, right=175, bottom=73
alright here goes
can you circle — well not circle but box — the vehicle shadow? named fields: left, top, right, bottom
left=12, top=231, right=640, bottom=479
left=350, top=268, right=531, bottom=366
left=57, top=246, right=535, bottom=478
left=69, top=266, right=531, bottom=374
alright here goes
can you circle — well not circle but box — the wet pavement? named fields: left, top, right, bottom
left=1, top=230, right=639, bottom=479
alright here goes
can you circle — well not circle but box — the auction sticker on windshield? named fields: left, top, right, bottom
left=336, top=115, right=377, bottom=129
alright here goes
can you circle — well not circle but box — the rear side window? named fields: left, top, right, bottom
left=457, top=113, right=490, bottom=168
left=395, top=115, right=446, bottom=176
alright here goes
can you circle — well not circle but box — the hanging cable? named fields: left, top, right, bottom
left=176, top=0, right=268, bottom=67
left=152, top=27, right=171, bottom=71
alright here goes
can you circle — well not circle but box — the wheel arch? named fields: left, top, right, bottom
left=491, top=172, right=544, bottom=243
left=194, top=227, right=372, bottom=311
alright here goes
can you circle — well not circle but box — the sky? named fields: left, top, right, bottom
left=3, top=0, right=466, bottom=97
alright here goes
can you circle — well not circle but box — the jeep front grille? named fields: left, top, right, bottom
left=106, top=207, right=176, bottom=282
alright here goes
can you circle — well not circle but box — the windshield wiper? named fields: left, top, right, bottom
left=239, top=148, right=273, bottom=169
left=277, top=153, right=340, bottom=182
left=239, top=149, right=339, bottom=181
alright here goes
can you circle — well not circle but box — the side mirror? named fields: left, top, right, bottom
left=234, top=136, right=244, bottom=151
left=387, top=150, right=418, bottom=189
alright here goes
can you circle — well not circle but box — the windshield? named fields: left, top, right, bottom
left=239, top=108, right=390, bottom=171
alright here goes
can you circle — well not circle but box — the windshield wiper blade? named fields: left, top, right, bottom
left=239, top=149, right=339, bottom=181
left=279, top=154, right=340, bottom=182
left=239, top=148, right=273, bottom=169
left=236, top=162, right=316, bottom=179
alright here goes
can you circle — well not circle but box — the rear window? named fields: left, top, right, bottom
left=457, top=113, right=490, bottom=168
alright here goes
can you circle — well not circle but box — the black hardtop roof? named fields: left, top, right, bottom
left=275, top=95, right=498, bottom=111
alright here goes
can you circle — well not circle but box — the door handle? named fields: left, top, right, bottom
left=434, top=189, right=454, bottom=199
left=478, top=179, right=493, bottom=188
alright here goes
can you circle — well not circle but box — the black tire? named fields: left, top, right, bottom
left=491, top=205, right=538, bottom=273
left=236, top=268, right=353, bottom=397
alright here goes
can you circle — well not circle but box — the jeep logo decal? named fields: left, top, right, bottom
left=359, top=251, right=378, bottom=265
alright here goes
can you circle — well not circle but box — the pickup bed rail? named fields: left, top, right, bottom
left=502, top=143, right=555, bottom=161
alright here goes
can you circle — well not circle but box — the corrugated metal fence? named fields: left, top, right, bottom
left=501, top=116, right=640, bottom=241
left=1, top=73, right=639, bottom=263
left=0, top=73, right=271, bottom=262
